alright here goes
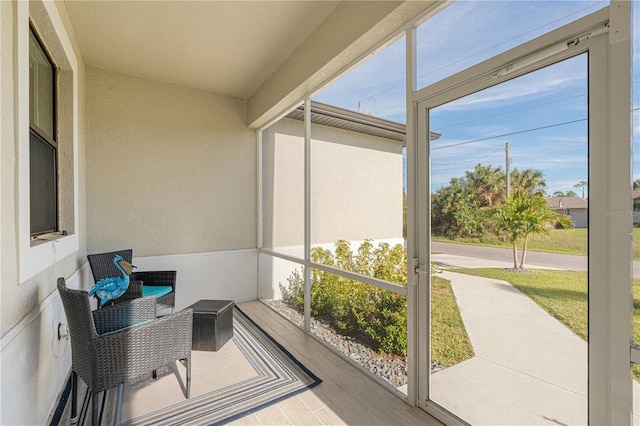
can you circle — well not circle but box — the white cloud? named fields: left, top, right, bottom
left=318, top=0, right=624, bottom=194
left=436, top=63, right=586, bottom=113
left=416, top=1, right=605, bottom=88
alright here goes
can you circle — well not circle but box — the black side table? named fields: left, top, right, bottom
left=187, top=299, right=235, bottom=351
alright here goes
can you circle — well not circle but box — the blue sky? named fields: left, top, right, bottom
left=313, top=0, right=639, bottom=196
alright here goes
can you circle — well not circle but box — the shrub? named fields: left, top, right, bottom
left=280, top=240, right=408, bottom=356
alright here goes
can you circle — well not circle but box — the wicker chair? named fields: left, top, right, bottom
left=87, top=249, right=176, bottom=312
left=57, top=278, right=192, bottom=426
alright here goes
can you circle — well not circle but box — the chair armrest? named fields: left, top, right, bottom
left=126, top=280, right=143, bottom=297
left=131, top=271, right=176, bottom=291
left=93, top=308, right=193, bottom=388
left=92, top=296, right=157, bottom=335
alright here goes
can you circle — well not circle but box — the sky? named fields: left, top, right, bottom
left=312, top=0, right=640, bottom=197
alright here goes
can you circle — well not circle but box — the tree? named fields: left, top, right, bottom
left=491, top=189, right=572, bottom=269
left=574, top=180, right=588, bottom=198
left=634, top=179, right=640, bottom=190
left=465, top=164, right=505, bottom=207
left=511, top=168, right=546, bottom=197
left=431, top=176, right=486, bottom=238
left=517, top=194, right=572, bottom=268
left=431, top=164, right=547, bottom=239
left=552, top=190, right=578, bottom=197
left=491, top=193, right=526, bottom=268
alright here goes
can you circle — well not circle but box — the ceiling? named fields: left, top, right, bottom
left=63, top=1, right=341, bottom=100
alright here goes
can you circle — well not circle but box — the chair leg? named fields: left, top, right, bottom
left=186, top=357, right=191, bottom=399
left=71, top=371, right=78, bottom=423
left=91, top=390, right=99, bottom=426
left=114, top=384, right=125, bottom=425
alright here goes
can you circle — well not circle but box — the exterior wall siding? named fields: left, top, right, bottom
left=262, top=117, right=404, bottom=251
left=1, top=3, right=87, bottom=424
left=85, top=67, right=257, bottom=257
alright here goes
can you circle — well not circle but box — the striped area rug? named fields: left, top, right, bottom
left=54, top=306, right=321, bottom=425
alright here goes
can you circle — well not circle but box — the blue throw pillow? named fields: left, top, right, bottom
left=142, top=285, right=173, bottom=299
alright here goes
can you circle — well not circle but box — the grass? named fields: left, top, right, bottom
left=433, top=227, right=640, bottom=259
left=431, top=275, right=474, bottom=367
left=455, top=267, right=640, bottom=380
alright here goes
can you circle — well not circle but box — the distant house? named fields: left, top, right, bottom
left=546, top=196, right=588, bottom=228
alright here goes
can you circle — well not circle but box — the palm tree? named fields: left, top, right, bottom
left=511, top=168, right=546, bottom=196
left=491, top=189, right=571, bottom=269
left=517, top=194, right=572, bottom=268
left=491, top=192, right=526, bottom=269
left=465, top=164, right=505, bottom=207
left=574, top=180, right=588, bottom=198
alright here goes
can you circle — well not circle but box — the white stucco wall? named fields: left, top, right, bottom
left=1, top=1, right=88, bottom=424
left=262, top=118, right=305, bottom=251
left=311, top=123, right=404, bottom=244
left=262, top=117, right=404, bottom=251
left=85, top=67, right=257, bottom=257
left=1, top=0, right=87, bottom=333
left=133, top=249, right=259, bottom=310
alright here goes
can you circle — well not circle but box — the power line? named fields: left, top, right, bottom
left=431, top=118, right=586, bottom=151
left=432, top=148, right=502, bottom=166
left=433, top=82, right=638, bottom=135
left=433, top=93, right=586, bottom=132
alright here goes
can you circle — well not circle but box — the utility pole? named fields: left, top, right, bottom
left=505, top=142, right=511, bottom=198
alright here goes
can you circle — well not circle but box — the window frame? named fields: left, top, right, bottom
left=29, top=22, right=59, bottom=237
left=19, top=0, right=80, bottom=283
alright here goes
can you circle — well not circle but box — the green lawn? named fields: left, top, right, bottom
left=433, top=228, right=640, bottom=259
left=431, top=275, right=474, bottom=367
left=455, top=268, right=640, bottom=380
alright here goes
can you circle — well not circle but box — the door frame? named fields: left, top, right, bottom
left=411, top=5, right=632, bottom=424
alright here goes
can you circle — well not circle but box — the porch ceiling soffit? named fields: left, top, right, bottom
left=62, top=1, right=439, bottom=129
left=61, top=1, right=341, bottom=100
left=247, top=0, right=440, bottom=129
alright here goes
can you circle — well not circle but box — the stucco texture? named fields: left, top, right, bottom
left=1, top=0, right=88, bottom=336
left=86, top=68, right=256, bottom=256
left=262, top=117, right=403, bottom=250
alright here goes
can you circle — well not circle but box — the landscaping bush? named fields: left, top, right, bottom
left=280, top=240, right=408, bottom=356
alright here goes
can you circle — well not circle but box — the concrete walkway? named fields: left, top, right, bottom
left=427, top=261, right=640, bottom=425
left=431, top=270, right=587, bottom=425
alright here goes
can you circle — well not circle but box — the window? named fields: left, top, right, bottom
left=29, top=25, right=58, bottom=236
left=19, top=1, right=78, bottom=282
